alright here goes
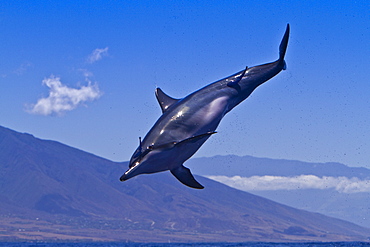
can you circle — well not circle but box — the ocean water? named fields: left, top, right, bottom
left=0, top=242, right=369, bottom=247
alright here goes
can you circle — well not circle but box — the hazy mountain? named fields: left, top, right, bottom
left=187, top=155, right=370, bottom=228
left=1, top=125, right=370, bottom=242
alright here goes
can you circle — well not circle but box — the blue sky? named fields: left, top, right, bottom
left=1, top=1, right=369, bottom=168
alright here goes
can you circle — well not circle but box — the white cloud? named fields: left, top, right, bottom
left=13, top=62, right=33, bottom=75
left=207, top=175, right=370, bottom=193
left=27, top=76, right=102, bottom=116
left=78, top=68, right=94, bottom=78
left=87, top=47, right=109, bottom=64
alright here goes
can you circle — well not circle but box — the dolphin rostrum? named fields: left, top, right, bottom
left=120, top=24, right=290, bottom=189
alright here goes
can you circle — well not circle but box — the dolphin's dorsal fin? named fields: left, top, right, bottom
left=155, top=88, right=180, bottom=113
left=171, top=165, right=204, bottom=189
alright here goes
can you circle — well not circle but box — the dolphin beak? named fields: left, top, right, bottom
left=120, top=169, right=134, bottom=181
left=119, top=174, right=128, bottom=181
left=120, top=163, right=139, bottom=181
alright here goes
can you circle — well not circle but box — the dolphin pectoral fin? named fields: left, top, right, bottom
left=227, top=66, right=248, bottom=87
left=176, top=131, right=217, bottom=146
left=171, top=166, right=204, bottom=189
left=150, top=132, right=216, bottom=151
left=155, top=88, right=180, bottom=113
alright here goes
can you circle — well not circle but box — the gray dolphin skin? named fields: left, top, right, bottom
left=120, top=24, right=290, bottom=189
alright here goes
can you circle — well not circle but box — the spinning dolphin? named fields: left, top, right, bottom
left=120, top=24, right=290, bottom=189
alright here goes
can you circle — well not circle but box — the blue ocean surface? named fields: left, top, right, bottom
left=1, top=242, right=370, bottom=247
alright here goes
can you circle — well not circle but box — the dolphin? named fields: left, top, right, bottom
left=120, top=24, right=290, bottom=189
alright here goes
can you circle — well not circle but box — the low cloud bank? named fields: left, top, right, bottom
left=207, top=175, right=370, bottom=193
left=27, top=76, right=102, bottom=116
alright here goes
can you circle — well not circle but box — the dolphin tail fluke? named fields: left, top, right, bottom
left=171, top=166, right=204, bottom=189
left=279, top=24, right=290, bottom=69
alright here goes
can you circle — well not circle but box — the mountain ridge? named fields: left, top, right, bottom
left=1, top=125, right=369, bottom=242
left=186, top=155, right=370, bottom=228
left=187, top=154, right=370, bottom=178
